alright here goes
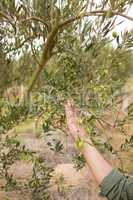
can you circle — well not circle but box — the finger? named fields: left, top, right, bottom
left=64, top=100, right=72, bottom=112
left=65, top=99, right=78, bottom=122
left=67, top=110, right=74, bottom=118
left=67, top=99, right=72, bottom=108
left=70, top=103, right=79, bottom=119
left=65, top=105, right=74, bottom=121
left=65, top=100, right=73, bottom=114
left=65, top=110, right=76, bottom=127
left=67, top=99, right=76, bottom=115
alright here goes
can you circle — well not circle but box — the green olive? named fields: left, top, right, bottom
left=112, top=32, right=118, bottom=38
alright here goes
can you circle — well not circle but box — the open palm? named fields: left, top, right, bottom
left=64, top=99, right=86, bottom=140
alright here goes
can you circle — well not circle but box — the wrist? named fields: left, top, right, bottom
left=74, top=130, right=93, bottom=151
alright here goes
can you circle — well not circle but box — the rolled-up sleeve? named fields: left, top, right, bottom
left=100, top=169, right=133, bottom=200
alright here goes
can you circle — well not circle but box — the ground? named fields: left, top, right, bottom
left=0, top=120, right=105, bottom=200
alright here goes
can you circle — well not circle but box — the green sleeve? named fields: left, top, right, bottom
left=100, top=168, right=133, bottom=200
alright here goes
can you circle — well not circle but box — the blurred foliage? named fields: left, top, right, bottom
left=28, top=158, right=53, bottom=200
left=72, top=153, right=86, bottom=170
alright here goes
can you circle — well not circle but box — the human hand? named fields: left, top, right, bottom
left=64, top=99, right=86, bottom=140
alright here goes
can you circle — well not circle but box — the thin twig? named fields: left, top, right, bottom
left=59, top=9, right=133, bottom=28
left=20, top=16, right=49, bottom=28
left=5, top=35, right=41, bottom=54
left=0, top=11, right=16, bottom=32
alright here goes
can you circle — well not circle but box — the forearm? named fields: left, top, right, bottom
left=80, top=137, right=113, bottom=184
left=64, top=100, right=113, bottom=185
left=65, top=100, right=133, bottom=200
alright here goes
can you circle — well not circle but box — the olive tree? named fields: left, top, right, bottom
left=0, top=1, right=133, bottom=199
left=0, top=0, right=133, bottom=94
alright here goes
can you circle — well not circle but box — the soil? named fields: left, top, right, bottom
left=0, top=129, right=105, bottom=200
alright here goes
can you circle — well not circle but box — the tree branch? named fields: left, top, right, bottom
left=0, top=11, right=16, bottom=32
left=115, top=11, right=133, bottom=22
left=27, top=26, right=59, bottom=94
left=20, top=16, right=49, bottom=28
left=27, top=9, right=133, bottom=93
left=59, top=9, right=133, bottom=28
